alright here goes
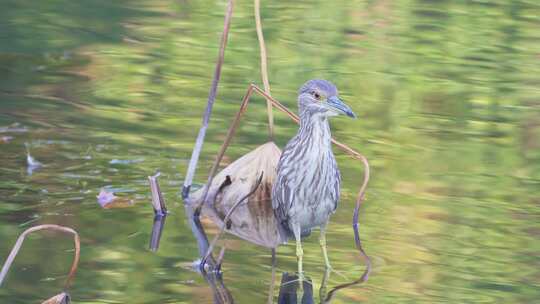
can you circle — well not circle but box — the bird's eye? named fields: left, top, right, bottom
left=313, top=92, right=321, bottom=100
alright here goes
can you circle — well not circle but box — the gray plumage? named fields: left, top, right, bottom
left=272, top=79, right=356, bottom=242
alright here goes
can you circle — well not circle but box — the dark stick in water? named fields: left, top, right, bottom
left=148, top=172, right=168, bottom=252
left=149, top=214, right=167, bottom=252
left=148, top=171, right=167, bottom=216
left=183, top=205, right=234, bottom=303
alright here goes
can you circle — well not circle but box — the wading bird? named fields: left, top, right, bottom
left=273, top=79, right=356, bottom=281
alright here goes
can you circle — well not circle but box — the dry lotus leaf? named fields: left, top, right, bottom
left=191, top=142, right=285, bottom=248
left=41, top=292, right=70, bottom=304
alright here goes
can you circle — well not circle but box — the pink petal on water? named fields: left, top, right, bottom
left=97, top=188, right=117, bottom=207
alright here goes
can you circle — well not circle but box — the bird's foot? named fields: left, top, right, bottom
left=325, top=265, right=349, bottom=280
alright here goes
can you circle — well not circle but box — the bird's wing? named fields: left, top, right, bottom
left=272, top=140, right=295, bottom=214
left=272, top=163, right=295, bottom=240
left=272, top=170, right=292, bottom=221
left=331, top=160, right=341, bottom=211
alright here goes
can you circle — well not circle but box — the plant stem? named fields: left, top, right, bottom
left=254, top=0, right=274, bottom=139
left=0, top=224, right=80, bottom=289
left=182, top=0, right=234, bottom=199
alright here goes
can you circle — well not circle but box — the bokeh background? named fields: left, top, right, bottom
left=1, top=0, right=539, bottom=303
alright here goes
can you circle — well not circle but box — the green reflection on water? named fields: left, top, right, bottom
left=0, top=0, right=539, bottom=303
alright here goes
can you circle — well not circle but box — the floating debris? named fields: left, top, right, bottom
left=96, top=188, right=117, bottom=205
left=1, top=136, right=13, bottom=143
left=0, top=123, right=28, bottom=133
left=109, top=158, right=144, bottom=165
left=41, top=292, right=70, bottom=304
left=147, top=172, right=167, bottom=252
left=25, top=143, right=43, bottom=175
left=96, top=188, right=134, bottom=209
left=27, top=153, right=42, bottom=168
left=148, top=172, right=167, bottom=216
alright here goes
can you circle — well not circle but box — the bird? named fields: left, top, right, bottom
left=272, top=79, right=356, bottom=281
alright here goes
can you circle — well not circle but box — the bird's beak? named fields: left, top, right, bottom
left=327, top=96, right=357, bottom=118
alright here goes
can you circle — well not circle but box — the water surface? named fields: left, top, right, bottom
left=1, top=0, right=539, bottom=303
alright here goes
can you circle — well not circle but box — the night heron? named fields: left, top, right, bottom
left=272, top=79, right=356, bottom=281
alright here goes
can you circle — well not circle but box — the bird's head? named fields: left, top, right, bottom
left=297, top=79, right=356, bottom=119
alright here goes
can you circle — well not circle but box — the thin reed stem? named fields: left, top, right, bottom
left=254, top=0, right=274, bottom=139
left=182, top=0, right=234, bottom=199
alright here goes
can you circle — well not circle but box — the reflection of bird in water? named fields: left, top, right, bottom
left=278, top=272, right=314, bottom=304
left=273, top=79, right=356, bottom=282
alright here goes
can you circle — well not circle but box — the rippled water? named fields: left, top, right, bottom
left=1, top=0, right=539, bottom=303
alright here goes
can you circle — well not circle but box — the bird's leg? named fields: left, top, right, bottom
left=320, top=223, right=348, bottom=280
left=293, top=223, right=305, bottom=284
left=319, top=223, right=331, bottom=269
left=319, top=267, right=331, bottom=304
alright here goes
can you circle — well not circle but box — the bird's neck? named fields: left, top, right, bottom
left=297, top=114, right=332, bottom=149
